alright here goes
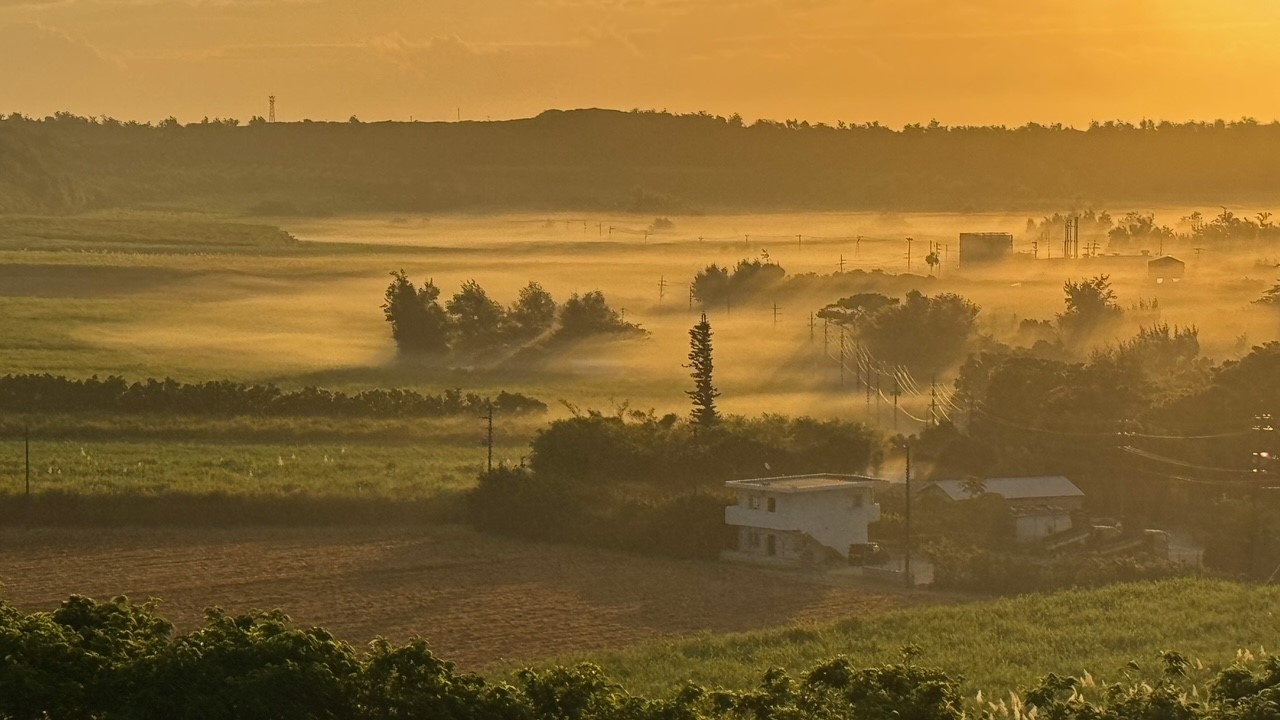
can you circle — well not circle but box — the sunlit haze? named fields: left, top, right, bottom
left=4, top=0, right=1280, bottom=125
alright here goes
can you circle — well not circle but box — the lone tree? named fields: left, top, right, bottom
left=684, top=313, right=720, bottom=426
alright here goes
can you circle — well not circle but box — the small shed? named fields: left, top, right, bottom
left=918, top=475, right=1085, bottom=542
left=1147, top=255, right=1185, bottom=284
left=959, top=232, right=1014, bottom=267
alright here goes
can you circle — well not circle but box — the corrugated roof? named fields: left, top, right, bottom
left=923, top=476, right=1084, bottom=501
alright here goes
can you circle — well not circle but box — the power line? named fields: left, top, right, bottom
left=1119, top=445, right=1257, bottom=475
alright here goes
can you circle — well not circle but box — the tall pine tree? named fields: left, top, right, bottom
left=685, top=313, right=720, bottom=426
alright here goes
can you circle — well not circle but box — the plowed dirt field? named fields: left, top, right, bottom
left=0, top=525, right=935, bottom=669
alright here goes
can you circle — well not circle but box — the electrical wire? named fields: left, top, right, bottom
left=1119, top=446, right=1256, bottom=475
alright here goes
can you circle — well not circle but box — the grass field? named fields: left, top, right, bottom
left=578, top=577, right=1280, bottom=697
left=0, top=415, right=535, bottom=520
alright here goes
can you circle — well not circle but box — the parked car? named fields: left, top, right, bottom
left=848, top=542, right=888, bottom=566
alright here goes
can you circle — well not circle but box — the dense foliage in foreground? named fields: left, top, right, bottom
left=5, top=592, right=1280, bottom=720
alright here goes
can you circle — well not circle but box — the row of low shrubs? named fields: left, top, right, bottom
left=4, top=593, right=1280, bottom=720
left=0, top=374, right=547, bottom=418
left=922, top=536, right=1195, bottom=594
left=466, top=413, right=885, bottom=560
left=467, top=466, right=734, bottom=560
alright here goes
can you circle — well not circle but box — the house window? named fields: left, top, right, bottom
left=767, top=497, right=777, bottom=512
left=748, top=495, right=761, bottom=510
left=747, top=531, right=760, bottom=548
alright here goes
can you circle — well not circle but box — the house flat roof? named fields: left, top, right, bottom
left=725, top=473, right=888, bottom=493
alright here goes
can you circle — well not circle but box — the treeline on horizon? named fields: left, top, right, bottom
left=3, top=108, right=1280, bottom=215
left=0, top=374, right=547, bottom=419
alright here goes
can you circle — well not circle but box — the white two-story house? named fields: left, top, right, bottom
left=723, top=474, right=886, bottom=564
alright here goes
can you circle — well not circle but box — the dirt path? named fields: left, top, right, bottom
left=0, top=524, right=939, bottom=669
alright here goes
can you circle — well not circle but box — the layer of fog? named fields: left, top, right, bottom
left=68, top=209, right=1280, bottom=427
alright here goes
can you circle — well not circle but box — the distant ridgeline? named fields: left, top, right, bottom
left=4, top=110, right=1280, bottom=214
left=0, top=374, right=547, bottom=418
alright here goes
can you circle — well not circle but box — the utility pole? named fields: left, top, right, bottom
left=268, top=95, right=276, bottom=123
left=822, top=318, right=829, bottom=359
left=864, top=353, right=872, bottom=412
left=855, top=235, right=862, bottom=257
left=797, top=233, right=803, bottom=251
left=929, top=379, right=939, bottom=426
left=744, top=234, right=750, bottom=247
left=906, top=237, right=914, bottom=272
left=658, top=276, right=667, bottom=302
left=875, top=369, right=882, bottom=424
left=853, top=343, right=862, bottom=390
left=808, top=312, right=815, bottom=342
left=480, top=403, right=494, bottom=473
left=892, top=378, right=901, bottom=432
left=838, top=328, right=846, bottom=387
left=24, top=423, right=30, bottom=498
left=838, top=254, right=846, bottom=273
left=772, top=302, right=781, bottom=326
left=904, top=442, right=913, bottom=588
left=1252, top=413, right=1275, bottom=575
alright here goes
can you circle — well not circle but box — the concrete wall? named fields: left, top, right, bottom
left=726, top=488, right=880, bottom=558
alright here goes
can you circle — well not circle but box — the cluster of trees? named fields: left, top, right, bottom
left=690, top=254, right=788, bottom=309
left=689, top=256, right=932, bottom=312
left=468, top=411, right=883, bottom=559
left=383, top=272, right=642, bottom=358
left=818, top=290, right=980, bottom=376
left=8, top=592, right=1280, bottom=720
left=1028, top=207, right=1280, bottom=253
left=0, top=374, right=547, bottom=418
left=915, top=336, right=1280, bottom=578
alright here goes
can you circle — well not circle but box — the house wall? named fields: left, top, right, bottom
left=1015, top=511, right=1073, bottom=542
left=734, top=527, right=811, bottom=562
left=725, top=488, right=880, bottom=558
left=1006, top=496, right=1084, bottom=512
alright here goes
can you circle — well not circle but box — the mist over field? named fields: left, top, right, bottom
left=18, top=207, right=1266, bottom=428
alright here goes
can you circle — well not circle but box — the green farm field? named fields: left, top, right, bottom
left=578, top=577, right=1280, bottom=698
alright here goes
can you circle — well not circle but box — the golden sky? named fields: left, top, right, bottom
left=3, top=0, right=1278, bottom=126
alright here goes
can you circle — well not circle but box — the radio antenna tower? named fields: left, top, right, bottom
left=268, top=95, right=276, bottom=123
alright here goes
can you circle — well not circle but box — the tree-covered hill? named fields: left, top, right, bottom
left=3, top=110, right=1280, bottom=215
